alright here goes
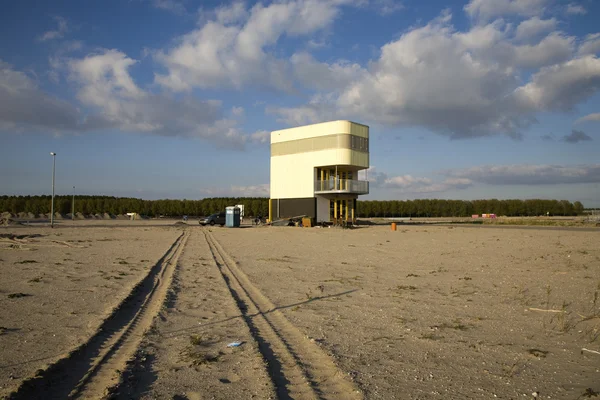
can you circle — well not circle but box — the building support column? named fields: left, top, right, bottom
left=344, top=199, right=348, bottom=221
left=268, top=199, right=272, bottom=223
left=320, top=168, right=324, bottom=191
left=334, top=199, right=338, bottom=222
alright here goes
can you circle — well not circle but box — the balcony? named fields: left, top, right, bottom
left=314, top=179, right=369, bottom=195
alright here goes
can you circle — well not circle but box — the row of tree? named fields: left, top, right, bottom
left=0, top=196, right=270, bottom=218
left=0, top=195, right=585, bottom=218
left=356, top=199, right=584, bottom=218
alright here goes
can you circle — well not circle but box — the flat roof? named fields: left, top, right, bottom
left=270, top=120, right=369, bottom=135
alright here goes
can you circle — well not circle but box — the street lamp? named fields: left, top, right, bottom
left=72, top=186, right=75, bottom=221
left=50, top=152, right=56, bottom=228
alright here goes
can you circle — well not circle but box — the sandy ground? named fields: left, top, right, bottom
left=1, top=222, right=599, bottom=399
left=0, top=226, right=183, bottom=398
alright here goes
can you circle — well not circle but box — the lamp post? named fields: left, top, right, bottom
left=50, top=152, right=56, bottom=228
left=72, top=186, right=75, bottom=221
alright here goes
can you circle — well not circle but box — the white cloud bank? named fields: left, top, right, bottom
left=0, top=50, right=265, bottom=148
left=443, top=164, right=600, bottom=185
left=0, top=60, right=80, bottom=131
left=154, top=0, right=357, bottom=91
left=4, top=0, right=600, bottom=146
left=261, top=3, right=600, bottom=139
left=360, top=163, right=600, bottom=195
left=575, top=113, right=600, bottom=124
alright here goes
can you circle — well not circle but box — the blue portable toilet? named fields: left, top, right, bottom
left=225, top=206, right=241, bottom=228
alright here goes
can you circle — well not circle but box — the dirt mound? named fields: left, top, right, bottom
left=115, top=214, right=129, bottom=220
left=54, top=212, right=64, bottom=220
left=1, top=212, right=15, bottom=219
left=75, top=212, right=86, bottom=219
left=102, top=213, right=114, bottom=220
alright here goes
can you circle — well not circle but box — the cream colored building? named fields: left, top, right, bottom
left=269, top=120, right=370, bottom=224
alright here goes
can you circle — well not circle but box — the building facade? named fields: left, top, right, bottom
left=269, top=120, right=370, bottom=224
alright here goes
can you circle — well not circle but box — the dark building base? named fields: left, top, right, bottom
left=270, top=197, right=316, bottom=220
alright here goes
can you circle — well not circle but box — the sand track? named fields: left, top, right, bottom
left=203, top=228, right=361, bottom=400
left=7, top=230, right=189, bottom=400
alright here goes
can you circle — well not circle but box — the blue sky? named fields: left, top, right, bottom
left=1, top=0, right=599, bottom=206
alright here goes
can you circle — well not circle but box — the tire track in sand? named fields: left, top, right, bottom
left=8, top=230, right=189, bottom=400
left=203, top=228, right=362, bottom=400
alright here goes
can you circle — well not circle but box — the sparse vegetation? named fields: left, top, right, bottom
left=257, top=257, right=292, bottom=263
left=527, top=349, right=548, bottom=358
left=7, top=293, right=31, bottom=299
left=189, top=334, right=203, bottom=346
left=395, top=285, right=417, bottom=291
left=580, top=388, right=600, bottom=398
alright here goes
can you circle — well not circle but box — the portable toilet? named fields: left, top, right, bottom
left=225, top=206, right=241, bottom=228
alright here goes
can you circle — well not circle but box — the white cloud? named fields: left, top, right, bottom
left=268, top=8, right=600, bottom=140
left=514, top=17, right=557, bottom=42
left=231, top=183, right=270, bottom=196
left=154, top=0, right=353, bottom=91
left=358, top=166, right=473, bottom=193
left=38, top=16, right=68, bottom=42
left=464, top=0, right=549, bottom=22
left=575, top=113, right=600, bottom=124
left=250, top=130, right=270, bottom=143
left=274, top=14, right=532, bottom=138
left=566, top=3, right=586, bottom=15
left=290, top=51, right=365, bottom=91
left=0, top=60, right=81, bottom=131
left=231, top=106, right=244, bottom=116
left=201, top=183, right=270, bottom=197
left=0, top=50, right=263, bottom=148
left=562, top=129, right=592, bottom=143
left=443, top=164, right=600, bottom=185
left=267, top=102, right=335, bottom=127
left=514, top=55, right=600, bottom=112
left=307, top=38, right=329, bottom=49
left=214, top=1, right=248, bottom=24
left=578, top=33, right=600, bottom=56
left=143, top=0, right=187, bottom=15
left=353, top=163, right=600, bottom=193
left=513, top=32, right=574, bottom=68
left=373, top=0, right=404, bottom=16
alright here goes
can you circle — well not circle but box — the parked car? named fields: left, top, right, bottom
left=200, top=212, right=226, bottom=226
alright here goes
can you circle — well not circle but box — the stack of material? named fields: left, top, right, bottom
left=1, top=217, right=22, bottom=226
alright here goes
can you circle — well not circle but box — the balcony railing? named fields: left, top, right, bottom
left=314, top=179, right=369, bottom=195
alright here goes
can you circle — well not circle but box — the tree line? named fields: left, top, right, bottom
left=0, top=195, right=585, bottom=218
left=0, top=196, right=269, bottom=218
left=356, top=199, right=584, bottom=218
